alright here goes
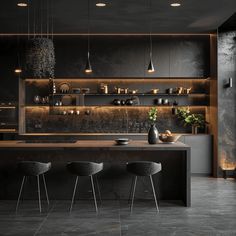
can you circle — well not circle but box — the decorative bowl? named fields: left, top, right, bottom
left=159, top=134, right=180, bottom=143
left=115, top=138, right=130, bottom=145
left=81, top=88, right=90, bottom=94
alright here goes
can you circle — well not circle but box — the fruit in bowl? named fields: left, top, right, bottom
left=159, top=130, right=180, bottom=143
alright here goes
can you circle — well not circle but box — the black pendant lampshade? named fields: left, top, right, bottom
left=85, top=0, right=93, bottom=74
left=15, top=54, right=22, bottom=74
left=147, top=57, right=155, bottom=73
left=147, top=0, right=155, bottom=73
left=85, top=52, right=92, bottom=73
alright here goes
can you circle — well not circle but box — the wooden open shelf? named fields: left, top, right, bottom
left=19, top=77, right=210, bottom=134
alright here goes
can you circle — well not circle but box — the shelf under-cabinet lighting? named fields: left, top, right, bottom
left=24, top=77, right=210, bottom=82
left=25, top=105, right=207, bottom=109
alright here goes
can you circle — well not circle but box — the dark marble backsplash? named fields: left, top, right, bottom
left=25, top=107, right=205, bottom=133
left=218, top=29, right=236, bottom=172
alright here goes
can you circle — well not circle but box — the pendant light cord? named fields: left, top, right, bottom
left=149, top=0, right=152, bottom=58
left=87, top=0, right=90, bottom=58
left=51, top=0, right=54, bottom=40
left=47, top=0, right=49, bottom=38
left=27, top=0, right=30, bottom=39
left=33, top=0, right=36, bottom=38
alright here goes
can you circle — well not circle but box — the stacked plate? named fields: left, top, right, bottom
left=115, top=138, right=130, bottom=145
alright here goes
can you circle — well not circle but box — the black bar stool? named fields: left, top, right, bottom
left=67, top=161, right=103, bottom=212
left=126, top=161, right=162, bottom=213
left=16, top=161, right=51, bottom=213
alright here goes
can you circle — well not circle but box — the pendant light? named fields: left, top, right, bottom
left=147, top=0, right=155, bottom=73
left=25, top=0, right=55, bottom=78
left=85, top=0, right=92, bottom=73
left=15, top=53, right=22, bottom=74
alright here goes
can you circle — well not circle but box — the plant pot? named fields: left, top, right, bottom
left=192, top=125, right=198, bottom=134
left=148, top=124, right=159, bottom=144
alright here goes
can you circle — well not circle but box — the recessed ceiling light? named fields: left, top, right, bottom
left=96, top=2, right=106, bottom=7
left=170, top=3, right=181, bottom=7
left=17, top=2, right=28, bottom=7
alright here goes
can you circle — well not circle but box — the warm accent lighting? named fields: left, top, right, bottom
left=15, top=68, right=22, bottom=74
left=85, top=0, right=93, bottom=73
left=85, top=52, right=93, bottom=73
left=17, top=2, right=28, bottom=7
left=170, top=3, right=181, bottom=7
left=147, top=59, right=155, bottom=73
left=221, top=152, right=236, bottom=170
left=96, top=2, right=106, bottom=7
left=147, top=0, right=155, bottom=73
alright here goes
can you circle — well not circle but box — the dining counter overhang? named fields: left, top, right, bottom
left=0, top=140, right=191, bottom=206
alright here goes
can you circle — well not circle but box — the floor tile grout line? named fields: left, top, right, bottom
left=33, top=200, right=58, bottom=236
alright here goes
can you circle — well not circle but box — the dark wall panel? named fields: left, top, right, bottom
left=218, top=28, right=236, bottom=174
left=0, top=35, right=210, bottom=134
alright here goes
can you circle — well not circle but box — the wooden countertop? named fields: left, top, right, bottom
left=0, top=140, right=190, bottom=151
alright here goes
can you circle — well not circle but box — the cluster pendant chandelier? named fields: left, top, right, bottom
left=25, top=0, right=55, bottom=78
left=85, top=0, right=92, bottom=73
left=147, top=0, right=155, bottom=73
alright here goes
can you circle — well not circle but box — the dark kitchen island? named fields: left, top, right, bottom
left=0, top=140, right=191, bottom=206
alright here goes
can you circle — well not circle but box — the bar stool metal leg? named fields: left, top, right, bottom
left=16, top=176, right=26, bottom=212
left=37, top=175, right=42, bottom=213
left=130, top=176, right=137, bottom=214
left=128, top=176, right=135, bottom=203
left=149, top=175, right=159, bottom=212
left=95, top=175, right=102, bottom=205
left=90, top=176, right=98, bottom=213
left=70, top=176, right=79, bottom=212
left=42, top=174, right=50, bottom=205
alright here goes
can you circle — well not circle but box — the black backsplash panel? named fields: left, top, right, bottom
left=25, top=106, right=205, bottom=134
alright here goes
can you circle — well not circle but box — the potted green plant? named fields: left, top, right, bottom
left=148, top=107, right=159, bottom=144
left=176, top=108, right=206, bottom=134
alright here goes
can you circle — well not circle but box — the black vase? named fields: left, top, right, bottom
left=148, top=124, right=159, bottom=144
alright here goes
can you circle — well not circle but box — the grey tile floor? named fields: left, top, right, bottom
left=0, top=177, right=236, bottom=236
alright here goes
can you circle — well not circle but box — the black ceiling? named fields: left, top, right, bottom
left=0, top=0, right=236, bottom=34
